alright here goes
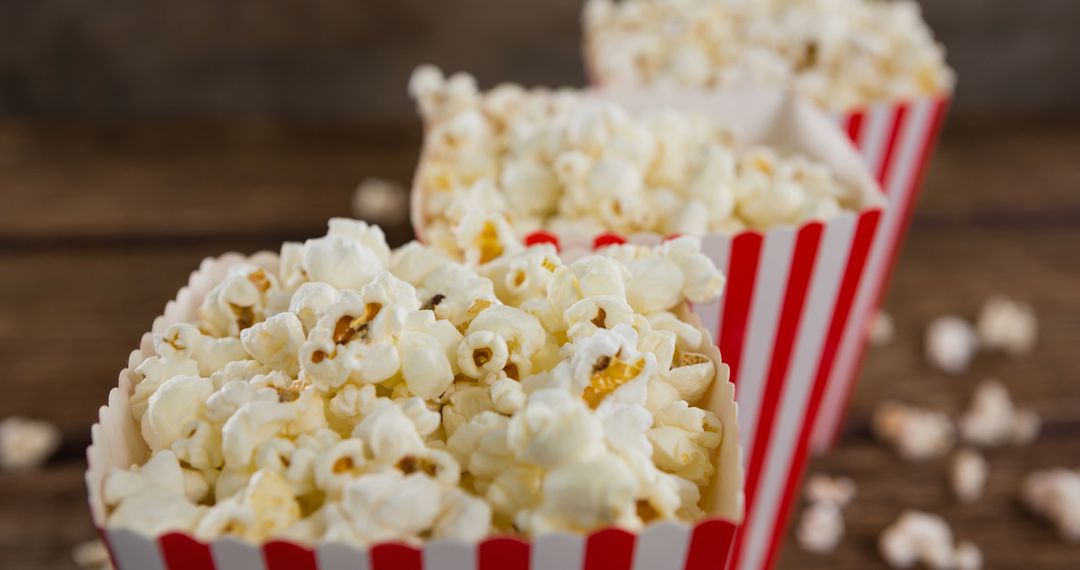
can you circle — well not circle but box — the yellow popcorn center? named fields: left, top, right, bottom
left=591, top=308, right=608, bottom=329
left=396, top=455, right=438, bottom=477
left=477, top=222, right=503, bottom=264
left=472, top=347, right=493, bottom=368
left=541, top=258, right=558, bottom=273
left=751, top=156, right=774, bottom=175
left=503, top=362, right=520, bottom=381
left=676, top=351, right=710, bottom=368
left=247, top=269, right=271, bottom=293
left=333, top=303, right=383, bottom=344
left=636, top=499, right=659, bottom=523
left=332, top=456, right=359, bottom=475
left=229, top=303, right=256, bottom=331
left=583, top=354, right=645, bottom=409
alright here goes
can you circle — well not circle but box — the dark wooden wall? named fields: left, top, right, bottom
left=1, top=1, right=1078, bottom=120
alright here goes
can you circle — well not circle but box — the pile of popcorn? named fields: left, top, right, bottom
left=583, top=0, right=954, bottom=112
left=409, top=66, right=861, bottom=258
left=102, top=218, right=732, bottom=546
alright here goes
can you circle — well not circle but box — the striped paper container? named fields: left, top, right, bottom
left=808, top=96, right=951, bottom=454
left=86, top=254, right=744, bottom=570
left=413, top=88, right=886, bottom=570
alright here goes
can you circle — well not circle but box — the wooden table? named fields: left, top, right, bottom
left=1, top=118, right=1078, bottom=569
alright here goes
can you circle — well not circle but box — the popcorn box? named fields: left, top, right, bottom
left=86, top=253, right=744, bottom=570
left=809, top=96, right=951, bottom=454
left=413, top=88, right=886, bottom=570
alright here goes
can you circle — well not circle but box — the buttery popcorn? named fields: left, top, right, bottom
left=872, top=400, right=954, bottom=461
left=879, top=511, right=981, bottom=570
left=103, top=219, right=733, bottom=545
left=584, top=0, right=954, bottom=113
left=410, top=66, right=864, bottom=258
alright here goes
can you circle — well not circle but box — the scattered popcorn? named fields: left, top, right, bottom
left=879, top=511, right=979, bottom=570
left=925, top=316, right=978, bottom=375
left=72, top=539, right=112, bottom=570
left=976, top=296, right=1037, bottom=356
left=873, top=401, right=954, bottom=460
left=410, top=66, right=865, bottom=258
left=950, top=448, right=987, bottom=504
left=959, top=380, right=1040, bottom=447
left=797, top=501, right=845, bottom=554
left=870, top=310, right=895, bottom=347
left=101, top=219, right=733, bottom=545
left=805, top=474, right=857, bottom=508
left=352, top=178, right=409, bottom=225
left=0, top=416, right=61, bottom=471
left=797, top=474, right=856, bottom=554
left=583, top=0, right=954, bottom=113
left=1021, top=468, right=1080, bottom=542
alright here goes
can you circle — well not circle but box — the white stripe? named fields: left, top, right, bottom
left=317, top=542, right=371, bottom=570
left=736, top=215, right=856, bottom=570
left=107, top=530, right=166, bottom=570
left=423, top=539, right=478, bottom=570
left=857, top=105, right=895, bottom=180
left=531, top=532, right=585, bottom=570
left=811, top=100, right=936, bottom=452
left=694, top=234, right=732, bottom=345
left=632, top=522, right=691, bottom=570
left=734, top=228, right=796, bottom=461
left=211, top=537, right=265, bottom=570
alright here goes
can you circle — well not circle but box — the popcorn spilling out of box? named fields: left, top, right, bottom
left=583, top=0, right=954, bottom=113
left=409, top=65, right=867, bottom=257
left=94, top=218, right=740, bottom=546
left=879, top=511, right=981, bottom=570
left=796, top=474, right=856, bottom=554
left=0, top=416, right=61, bottom=471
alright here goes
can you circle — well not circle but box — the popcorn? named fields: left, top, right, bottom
left=241, top=312, right=305, bottom=377
left=958, top=380, right=1040, bottom=447
left=805, top=474, right=857, bottom=508
left=797, top=501, right=845, bottom=554
left=584, top=0, right=954, bottom=113
left=879, top=511, right=979, bottom=570
left=103, top=220, right=732, bottom=546
left=925, top=316, right=978, bottom=375
left=352, top=177, right=409, bottom=225
left=976, top=295, right=1037, bottom=356
left=1021, top=468, right=1080, bottom=541
left=872, top=400, right=954, bottom=460
left=0, top=416, right=60, bottom=471
left=870, top=309, right=896, bottom=347
left=72, top=539, right=112, bottom=570
left=950, top=448, right=987, bottom=504
left=410, top=67, right=861, bottom=256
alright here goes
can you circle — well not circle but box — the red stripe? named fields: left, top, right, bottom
left=524, top=230, right=560, bottom=251
left=478, top=537, right=530, bottom=570
left=827, top=98, right=950, bottom=447
left=584, top=528, right=636, bottom=570
left=158, top=532, right=215, bottom=570
left=727, top=225, right=823, bottom=570
left=264, top=540, right=317, bottom=570
left=760, top=210, right=882, bottom=570
left=98, top=529, right=122, bottom=570
left=717, top=233, right=763, bottom=387
left=684, top=519, right=738, bottom=570
left=844, top=111, right=865, bottom=144
left=593, top=233, right=628, bottom=249
left=739, top=224, right=823, bottom=517
left=370, top=542, right=422, bottom=570
left=875, top=105, right=909, bottom=189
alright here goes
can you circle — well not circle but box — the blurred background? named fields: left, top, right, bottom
left=1, top=1, right=1079, bottom=568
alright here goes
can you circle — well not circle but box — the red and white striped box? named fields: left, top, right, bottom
left=808, top=97, right=951, bottom=454
left=413, top=88, right=886, bottom=570
left=86, top=253, right=744, bottom=570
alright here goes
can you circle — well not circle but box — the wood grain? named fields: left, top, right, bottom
left=0, top=121, right=1078, bottom=568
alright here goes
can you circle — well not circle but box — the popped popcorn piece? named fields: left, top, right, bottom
left=352, top=178, right=409, bottom=225
left=950, top=448, right=987, bottom=504
left=157, top=323, right=249, bottom=376
left=297, top=218, right=391, bottom=290
left=241, top=312, right=305, bottom=377
left=194, top=469, right=301, bottom=542
left=879, top=511, right=978, bottom=570
left=646, top=401, right=723, bottom=486
left=870, top=310, right=896, bottom=347
left=584, top=0, right=953, bottom=113
left=797, top=501, right=844, bottom=554
left=72, top=539, right=112, bottom=570
left=1021, top=468, right=1080, bottom=541
left=976, top=295, right=1037, bottom=356
left=959, top=380, right=1040, bottom=447
left=141, top=375, right=214, bottom=452
left=873, top=400, right=954, bottom=460
left=199, top=265, right=281, bottom=337
left=522, top=454, right=639, bottom=534
left=925, top=316, right=978, bottom=375
left=805, top=474, right=857, bottom=508
left=0, top=416, right=60, bottom=471
left=104, top=451, right=206, bottom=535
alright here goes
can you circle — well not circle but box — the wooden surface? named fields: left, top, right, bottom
left=1, top=118, right=1079, bottom=568
left=3, top=0, right=1080, bottom=120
